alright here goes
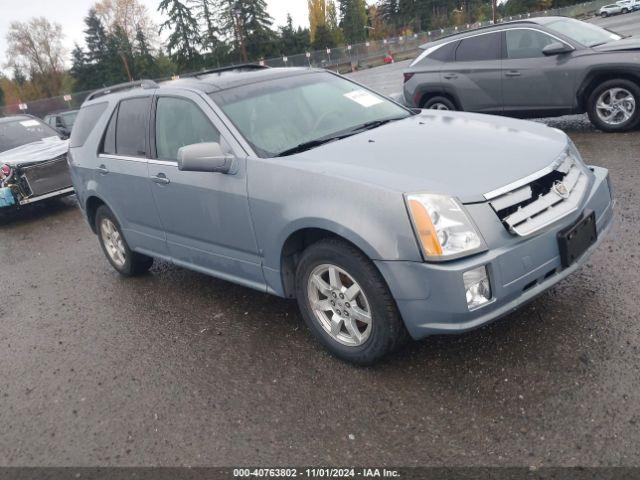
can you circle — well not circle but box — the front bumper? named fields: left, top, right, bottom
left=376, top=166, right=614, bottom=340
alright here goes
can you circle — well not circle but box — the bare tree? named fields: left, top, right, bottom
left=5, top=17, right=66, bottom=97
left=94, top=0, right=158, bottom=47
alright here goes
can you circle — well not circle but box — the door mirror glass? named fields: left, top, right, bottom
left=542, top=42, right=574, bottom=56
left=177, top=142, right=233, bottom=174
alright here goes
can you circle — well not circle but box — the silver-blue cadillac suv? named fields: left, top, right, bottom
left=68, top=66, right=614, bottom=364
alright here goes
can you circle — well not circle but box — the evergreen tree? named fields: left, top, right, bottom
left=158, top=0, right=202, bottom=70
left=192, top=0, right=224, bottom=59
left=280, top=14, right=310, bottom=54
left=312, top=24, right=337, bottom=49
left=216, top=0, right=277, bottom=62
left=133, top=26, right=158, bottom=78
left=339, top=0, right=368, bottom=43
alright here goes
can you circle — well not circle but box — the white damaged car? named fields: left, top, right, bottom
left=0, top=115, right=73, bottom=210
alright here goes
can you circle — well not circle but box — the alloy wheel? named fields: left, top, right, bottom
left=429, top=102, right=450, bottom=110
left=307, top=264, right=372, bottom=347
left=100, top=218, right=126, bottom=267
left=595, top=87, right=636, bottom=126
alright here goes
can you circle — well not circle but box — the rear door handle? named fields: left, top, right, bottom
left=97, top=165, right=109, bottom=175
left=151, top=173, right=170, bottom=185
left=505, top=70, right=522, bottom=77
left=443, top=73, right=458, bottom=80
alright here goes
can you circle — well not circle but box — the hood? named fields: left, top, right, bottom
left=0, top=137, right=69, bottom=167
left=291, top=111, right=569, bottom=203
left=592, top=37, right=640, bottom=52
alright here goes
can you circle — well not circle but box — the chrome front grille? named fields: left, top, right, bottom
left=486, top=152, right=590, bottom=236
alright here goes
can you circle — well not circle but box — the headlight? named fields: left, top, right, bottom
left=405, top=193, right=486, bottom=261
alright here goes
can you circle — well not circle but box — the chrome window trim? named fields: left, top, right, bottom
left=148, top=159, right=176, bottom=166
left=98, top=153, right=147, bottom=163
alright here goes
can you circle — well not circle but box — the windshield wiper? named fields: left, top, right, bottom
left=275, top=116, right=408, bottom=157
left=276, top=134, right=351, bottom=157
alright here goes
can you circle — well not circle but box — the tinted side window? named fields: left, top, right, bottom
left=455, top=33, right=501, bottom=61
left=427, top=41, right=459, bottom=62
left=115, top=97, right=150, bottom=157
left=155, top=97, right=220, bottom=161
left=101, top=106, right=117, bottom=154
left=70, top=103, right=108, bottom=148
left=506, top=29, right=556, bottom=59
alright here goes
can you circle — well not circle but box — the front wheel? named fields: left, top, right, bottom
left=587, top=79, right=640, bottom=132
left=295, top=238, right=409, bottom=365
left=95, top=205, right=153, bottom=276
left=622, top=8, right=629, bottom=13
left=601, top=11, right=608, bottom=16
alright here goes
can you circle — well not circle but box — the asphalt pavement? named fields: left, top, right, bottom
left=1, top=13, right=640, bottom=468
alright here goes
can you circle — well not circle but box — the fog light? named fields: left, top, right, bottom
left=463, top=265, right=491, bottom=310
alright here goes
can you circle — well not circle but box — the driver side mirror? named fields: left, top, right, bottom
left=542, top=42, right=574, bottom=56
left=177, top=142, right=234, bottom=174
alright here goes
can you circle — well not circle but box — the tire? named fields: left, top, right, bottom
left=622, top=8, right=629, bottom=13
left=601, top=11, right=608, bottom=17
left=587, top=79, right=640, bottom=132
left=423, top=96, right=456, bottom=111
left=95, top=205, right=153, bottom=276
left=295, top=238, right=409, bottom=365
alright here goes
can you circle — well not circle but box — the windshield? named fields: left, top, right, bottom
left=545, top=18, right=622, bottom=47
left=0, top=118, right=60, bottom=153
left=61, top=111, right=78, bottom=128
left=210, top=72, right=410, bottom=157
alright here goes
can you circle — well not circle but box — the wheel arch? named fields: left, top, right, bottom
left=577, top=68, right=640, bottom=112
left=418, top=90, right=460, bottom=109
left=277, top=224, right=383, bottom=299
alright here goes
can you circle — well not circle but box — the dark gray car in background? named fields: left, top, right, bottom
left=402, top=16, right=640, bottom=132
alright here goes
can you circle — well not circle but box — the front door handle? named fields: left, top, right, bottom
left=443, top=73, right=458, bottom=80
left=151, top=173, right=170, bottom=185
left=505, top=70, right=522, bottom=77
left=97, top=164, right=109, bottom=175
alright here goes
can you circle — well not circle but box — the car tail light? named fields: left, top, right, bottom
left=0, top=164, right=10, bottom=178
left=403, top=73, right=415, bottom=83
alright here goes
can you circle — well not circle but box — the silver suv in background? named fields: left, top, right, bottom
left=402, top=16, right=640, bottom=132
left=69, top=67, right=614, bottom=364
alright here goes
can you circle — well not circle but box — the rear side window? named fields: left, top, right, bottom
left=70, top=103, right=107, bottom=148
left=115, top=97, right=151, bottom=157
left=455, top=33, right=501, bottom=61
left=427, top=41, right=458, bottom=62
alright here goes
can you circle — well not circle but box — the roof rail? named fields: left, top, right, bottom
left=86, top=79, right=158, bottom=101
left=181, top=63, right=269, bottom=79
left=422, top=18, right=535, bottom=45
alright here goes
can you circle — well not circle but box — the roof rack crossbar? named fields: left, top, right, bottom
left=181, top=63, right=269, bottom=79
left=86, top=79, right=158, bottom=101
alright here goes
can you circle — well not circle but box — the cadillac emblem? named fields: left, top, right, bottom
left=553, top=181, right=570, bottom=199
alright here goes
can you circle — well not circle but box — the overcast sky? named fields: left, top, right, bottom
left=0, top=0, right=311, bottom=68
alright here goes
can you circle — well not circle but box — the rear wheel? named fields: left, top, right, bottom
left=587, top=79, right=640, bottom=132
left=622, top=7, right=629, bottom=13
left=295, top=238, right=409, bottom=365
left=423, top=96, right=456, bottom=111
left=601, top=11, right=608, bottom=16
left=95, top=205, right=153, bottom=276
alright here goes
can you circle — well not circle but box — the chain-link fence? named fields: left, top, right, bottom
left=0, top=0, right=613, bottom=119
